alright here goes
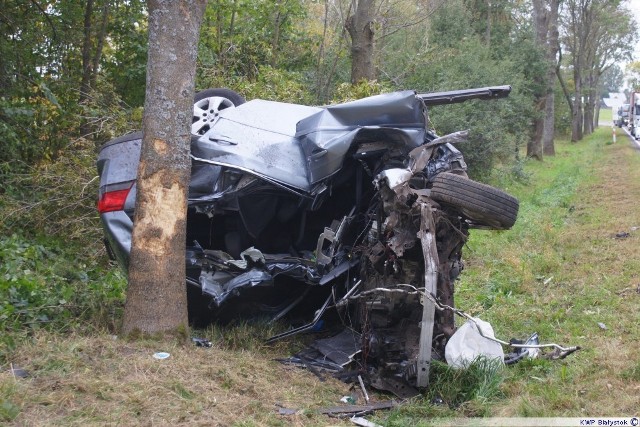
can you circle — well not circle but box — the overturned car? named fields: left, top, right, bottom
left=97, top=86, right=519, bottom=392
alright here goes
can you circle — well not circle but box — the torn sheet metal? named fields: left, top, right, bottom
left=311, top=329, right=361, bottom=367
left=200, top=268, right=272, bottom=306
left=198, top=247, right=323, bottom=306
left=226, top=247, right=265, bottom=269
left=318, top=401, right=398, bottom=417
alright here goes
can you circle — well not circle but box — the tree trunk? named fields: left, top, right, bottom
left=583, top=74, right=595, bottom=136
left=89, top=1, right=110, bottom=91
left=542, top=86, right=556, bottom=155
left=542, top=0, right=559, bottom=156
left=79, top=0, right=95, bottom=137
left=528, top=0, right=548, bottom=160
left=79, top=0, right=111, bottom=138
left=122, top=0, right=208, bottom=338
left=271, top=1, right=286, bottom=67
left=556, top=45, right=573, bottom=114
left=571, top=73, right=583, bottom=142
left=346, top=0, right=375, bottom=83
left=80, top=0, right=94, bottom=103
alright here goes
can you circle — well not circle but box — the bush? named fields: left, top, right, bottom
left=0, top=234, right=126, bottom=361
left=0, top=139, right=127, bottom=361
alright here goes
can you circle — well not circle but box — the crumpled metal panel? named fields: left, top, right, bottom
left=296, top=91, right=425, bottom=132
left=197, top=247, right=323, bottom=306
left=191, top=100, right=320, bottom=191
left=296, top=91, right=427, bottom=184
left=191, top=92, right=428, bottom=191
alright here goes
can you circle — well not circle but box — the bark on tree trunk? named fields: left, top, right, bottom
left=89, top=1, right=110, bottom=91
left=542, top=0, right=559, bottom=156
left=528, top=0, right=548, bottom=160
left=571, top=76, right=583, bottom=142
left=346, top=0, right=375, bottom=84
left=79, top=0, right=95, bottom=137
left=529, top=0, right=559, bottom=158
left=542, top=88, right=556, bottom=155
left=122, top=0, right=208, bottom=338
left=79, top=0, right=111, bottom=138
left=583, top=84, right=594, bottom=135
left=80, top=0, right=94, bottom=103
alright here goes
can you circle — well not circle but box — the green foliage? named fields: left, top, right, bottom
left=0, top=382, right=21, bottom=422
left=331, top=79, right=394, bottom=103
left=102, top=1, right=148, bottom=107
left=401, top=0, right=542, bottom=179
left=199, top=65, right=314, bottom=104
left=600, top=65, right=624, bottom=94
left=0, top=234, right=127, bottom=362
left=0, top=140, right=127, bottom=362
left=0, top=85, right=71, bottom=169
left=0, top=139, right=102, bottom=242
left=77, top=76, right=144, bottom=142
left=427, top=358, right=505, bottom=412
left=626, top=61, right=640, bottom=91
left=197, top=0, right=315, bottom=101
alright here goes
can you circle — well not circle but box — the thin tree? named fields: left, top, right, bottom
left=122, top=0, right=208, bottom=338
left=79, top=0, right=111, bottom=138
left=529, top=0, right=559, bottom=159
left=346, top=0, right=376, bottom=83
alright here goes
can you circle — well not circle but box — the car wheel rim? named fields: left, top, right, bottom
left=192, top=96, right=236, bottom=135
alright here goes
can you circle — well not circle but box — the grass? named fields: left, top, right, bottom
left=599, top=107, right=612, bottom=123
left=439, top=127, right=640, bottom=417
left=1, top=127, right=640, bottom=424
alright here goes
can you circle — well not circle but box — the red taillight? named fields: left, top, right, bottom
left=98, top=187, right=132, bottom=213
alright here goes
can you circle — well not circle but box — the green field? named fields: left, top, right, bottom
left=599, top=107, right=613, bottom=123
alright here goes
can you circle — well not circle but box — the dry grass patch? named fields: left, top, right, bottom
left=2, top=331, right=357, bottom=426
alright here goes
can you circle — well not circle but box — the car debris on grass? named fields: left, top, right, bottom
left=97, top=85, right=578, bottom=405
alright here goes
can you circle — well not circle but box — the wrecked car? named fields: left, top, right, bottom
left=97, top=86, right=519, bottom=392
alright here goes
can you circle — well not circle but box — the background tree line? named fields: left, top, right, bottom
left=0, top=0, right=637, bottom=180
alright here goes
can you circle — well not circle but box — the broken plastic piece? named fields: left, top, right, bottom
left=9, top=364, right=29, bottom=379
left=351, top=416, right=384, bottom=427
left=226, top=247, right=266, bottom=269
left=358, top=375, right=370, bottom=404
left=153, top=352, right=170, bottom=360
left=445, top=318, right=505, bottom=368
left=312, top=329, right=361, bottom=367
left=192, top=337, right=212, bottom=347
left=266, top=293, right=332, bottom=343
left=504, top=333, right=540, bottom=365
left=341, top=395, right=357, bottom=404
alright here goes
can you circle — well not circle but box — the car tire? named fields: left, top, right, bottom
left=430, top=172, right=519, bottom=229
left=192, top=88, right=246, bottom=136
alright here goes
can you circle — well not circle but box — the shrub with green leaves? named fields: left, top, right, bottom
left=0, top=234, right=126, bottom=361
